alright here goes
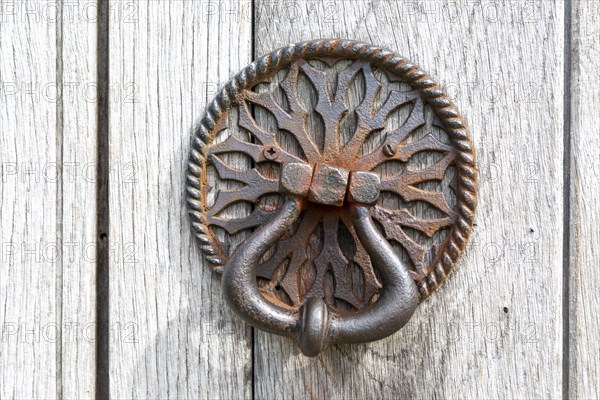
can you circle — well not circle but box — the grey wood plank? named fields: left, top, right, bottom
left=569, top=1, right=600, bottom=398
left=107, top=1, right=253, bottom=398
left=0, top=6, right=58, bottom=398
left=60, top=2, right=98, bottom=397
left=254, top=1, right=565, bottom=398
left=0, top=2, right=97, bottom=398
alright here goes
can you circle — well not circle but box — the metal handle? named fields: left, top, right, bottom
left=189, top=43, right=478, bottom=357
left=221, top=194, right=418, bottom=356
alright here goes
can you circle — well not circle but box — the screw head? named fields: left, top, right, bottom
left=383, top=143, right=397, bottom=157
left=263, top=146, right=278, bottom=160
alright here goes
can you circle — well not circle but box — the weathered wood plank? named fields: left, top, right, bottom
left=0, top=2, right=97, bottom=398
left=254, top=1, right=565, bottom=398
left=59, top=3, right=101, bottom=399
left=108, top=1, right=253, bottom=398
left=0, top=5, right=58, bottom=398
left=569, top=0, right=600, bottom=397
left=60, top=3, right=98, bottom=398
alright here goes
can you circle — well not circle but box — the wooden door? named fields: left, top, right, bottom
left=1, top=1, right=598, bottom=398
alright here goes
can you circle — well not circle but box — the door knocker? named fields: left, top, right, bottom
left=187, top=40, right=477, bottom=356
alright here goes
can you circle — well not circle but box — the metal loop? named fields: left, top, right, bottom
left=221, top=197, right=418, bottom=356
left=190, top=40, right=478, bottom=355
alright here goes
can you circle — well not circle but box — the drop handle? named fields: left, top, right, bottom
left=221, top=196, right=419, bottom=356
left=188, top=40, right=478, bottom=358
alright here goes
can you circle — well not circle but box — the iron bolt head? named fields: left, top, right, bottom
left=347, top=171, right=381, bottom=205
left=281, top=163, right=313, bottom=196
left=308, top=164, right=350, bottom=207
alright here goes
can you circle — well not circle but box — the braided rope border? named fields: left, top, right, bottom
left=186, top=39, right=478, bottom=300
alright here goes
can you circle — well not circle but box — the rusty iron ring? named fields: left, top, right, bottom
left=187, top=39, right=478, bottom=302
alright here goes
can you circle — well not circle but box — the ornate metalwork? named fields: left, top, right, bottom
left=187, top=40, right=478, bottom=356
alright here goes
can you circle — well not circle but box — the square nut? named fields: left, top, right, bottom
left=347, top=171, right=380, bottom=204
left=281, top=163, right=313, bottom=196
left=308, top=165, right=349, bottom=207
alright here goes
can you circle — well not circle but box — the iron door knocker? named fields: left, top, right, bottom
left=187, top=39, right=477, bottom=356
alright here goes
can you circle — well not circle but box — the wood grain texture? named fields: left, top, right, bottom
left=569, top=0, right=600, bottom=398
left=4, top=1, right=597, bottom=398
left=0, top=2, right=96, bottom=398
left=107, top=1, right=253, bottom=398
left=254, top=1, right=565, bottom=398
left=60, top=3, right=98, bottom=398
left=0, top=6, right=58, bottom=398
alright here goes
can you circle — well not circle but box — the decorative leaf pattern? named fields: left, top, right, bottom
left=204, top=59, right=457, bottom=310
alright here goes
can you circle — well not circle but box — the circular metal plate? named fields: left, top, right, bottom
left=187, top=40, right=477, bottom=311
